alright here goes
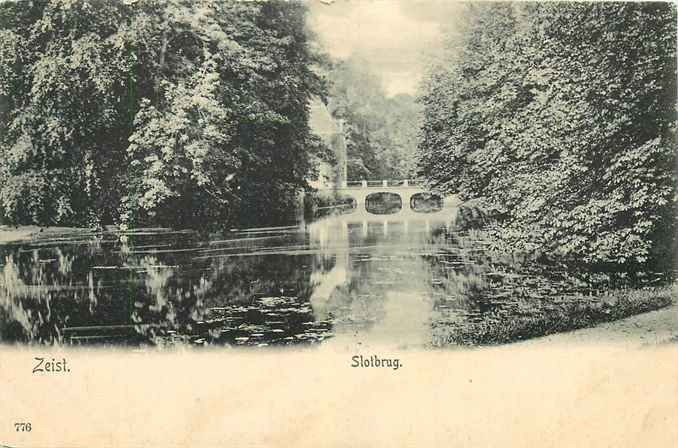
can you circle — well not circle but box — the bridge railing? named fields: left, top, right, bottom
left=361, top=179, right=425, bottom=187
left=390, top=179, right=424, bottom=187
left=332, top=179, right=426, bottom=189
left=406, top=179, right=425, bottom=187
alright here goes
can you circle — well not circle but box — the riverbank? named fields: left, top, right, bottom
left=434, top=284, right=676, bottom=346
left=521, top=296, right=678, bottom=347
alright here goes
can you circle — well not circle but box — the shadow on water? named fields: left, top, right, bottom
left=0, top=206, right=672, bottom=348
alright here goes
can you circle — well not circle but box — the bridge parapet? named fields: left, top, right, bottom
left=336, top=179, right=426, bottom=190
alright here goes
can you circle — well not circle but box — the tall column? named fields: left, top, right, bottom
left=337, top=119, right=347, bottom=186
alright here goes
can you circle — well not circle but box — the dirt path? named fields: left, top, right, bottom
left=522, top=300, right=678, bottom=347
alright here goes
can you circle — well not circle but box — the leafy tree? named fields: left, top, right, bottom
left=0, top=0, right=138, bottom=225
left=418, top=2, right=677, bottom=272
left=327, top=56, right=420, bottom=180
left=0, top=0, right=326, bottom=230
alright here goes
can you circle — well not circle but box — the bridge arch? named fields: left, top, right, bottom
left=365, top=192, right=403, bottom=215
left=410, top=192, right=443, bottom=213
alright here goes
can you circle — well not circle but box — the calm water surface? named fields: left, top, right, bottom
left=0, top=210, right=647, bottom=348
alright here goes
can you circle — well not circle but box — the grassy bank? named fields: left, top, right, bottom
left=434, top=284, right=676, bottom=346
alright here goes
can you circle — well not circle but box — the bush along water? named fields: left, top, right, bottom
left=418, top=2, right=677, bottom=278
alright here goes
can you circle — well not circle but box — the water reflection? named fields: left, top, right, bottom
left=0, top=211, right=668, bottom=348
left=365, top=192, right=402, bottom=214
left=306, top=218, right=441, bottom=349
left=410, top=192, right=443, bottom=213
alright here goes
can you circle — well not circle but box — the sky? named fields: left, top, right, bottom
left=307, top=0, right=464, bottom=97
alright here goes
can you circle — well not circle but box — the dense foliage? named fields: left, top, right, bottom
left=0, top=0, right=325, bottom=229
left=418, top=2, right=677, bottom=271
left=327, top=56, right=420, bottom=180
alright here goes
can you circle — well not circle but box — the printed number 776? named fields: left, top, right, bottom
left=14, top=422, right=31, bottom=432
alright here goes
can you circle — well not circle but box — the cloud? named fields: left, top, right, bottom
left=308, top=0, right=462, bottom=96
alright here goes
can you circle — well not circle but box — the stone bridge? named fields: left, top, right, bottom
left=319, top=179, right=457, bottom=218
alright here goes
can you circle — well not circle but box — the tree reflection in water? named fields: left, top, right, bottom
left=0, top=218, right=671, bottom=348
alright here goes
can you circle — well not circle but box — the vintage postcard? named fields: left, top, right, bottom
left=0, top=0, right=676, bottom=446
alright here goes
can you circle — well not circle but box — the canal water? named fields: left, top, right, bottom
left=0, top=209, right=667, bottom=348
